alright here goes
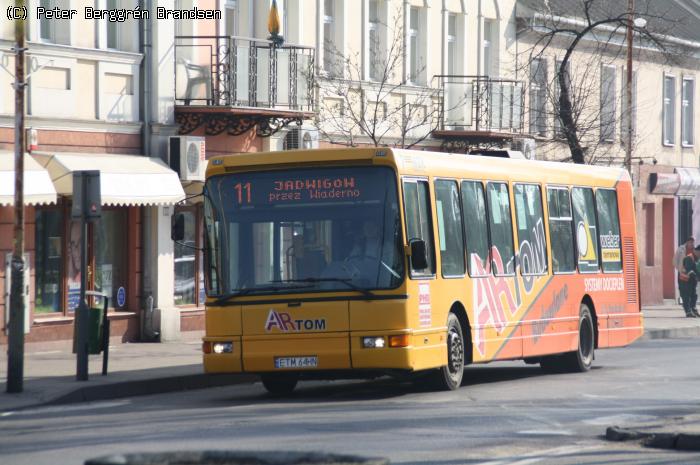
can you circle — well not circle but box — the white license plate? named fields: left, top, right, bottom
left=274, top=356, right=318, bottom=369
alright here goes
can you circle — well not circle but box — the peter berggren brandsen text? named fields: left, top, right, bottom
left=36, top=6, right=221, bottom=21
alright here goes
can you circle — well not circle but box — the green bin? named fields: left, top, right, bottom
left=87, top=306, right=104, bottom=354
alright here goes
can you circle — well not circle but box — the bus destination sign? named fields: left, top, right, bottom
left=233, top=176, right=363, bottom=205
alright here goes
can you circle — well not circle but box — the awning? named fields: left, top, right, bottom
left=32, top=152, right=185, bottom=206
left=0, top=151, right=57, bottom=206
left=675, top=167, right=700, bottom=197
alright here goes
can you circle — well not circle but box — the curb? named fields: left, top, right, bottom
left=48, top=373, right=259, bottom=406
left=606, top=426, right=700, bottom=451
left=642, top=327, right=700, bottom=340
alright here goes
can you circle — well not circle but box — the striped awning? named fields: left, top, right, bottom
left=32, top=152, right=185, bottom=206
left=0, top=151, right=57, bottom=206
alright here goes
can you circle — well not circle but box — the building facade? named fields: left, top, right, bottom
left=3, top=0, right=700, bottom=348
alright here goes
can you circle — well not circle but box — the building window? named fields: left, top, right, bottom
left=408, top=7, right=425, bottom=84
left=224, top=0, right=238, bottom=36
left=447, top=14, right=456, bottom=75
left=600, top=65, right=616, bottom=142
left=483, top=19, right=499, bottom=77
left=95, top=210, right=128, bottom=309
left=682, top=77, right=695, bottom=147
left=368, top=0, right=385, bottom=81
left=663, top=74, right=676, bottom=145
left=106, top=0, right=119, bottom=49
left=323, top=0, right=338, bottom=75
left=679, top=198, right=693, bottom=247
left=35, top=209, right=64, bottom=314
left=174, top=208, right=202, bottom=306
left=529, top=58, right=547, bottom=137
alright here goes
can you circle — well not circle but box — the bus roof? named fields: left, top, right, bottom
left=207, top=147, right=629, bottom=187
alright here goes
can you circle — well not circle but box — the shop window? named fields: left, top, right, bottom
left=174, top=209, right=198, bottom=306
left=95, top=210, right=128, bottom=309
left=35, top=209, right=64, bottom=313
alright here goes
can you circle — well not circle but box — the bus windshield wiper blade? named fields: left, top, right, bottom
left=214, top=284, right=314, bottom=305
left=274, top=278, right=376, bottom=298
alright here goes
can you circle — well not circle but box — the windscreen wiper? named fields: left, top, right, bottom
left=274, top=278, right=376, bottom=298
left=213, top=284, right=314, bottom=305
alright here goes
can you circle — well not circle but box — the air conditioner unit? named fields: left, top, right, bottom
left=169, top=136, right=206, bottom=182
left=284, top=125, right=320, bottom=150
left=511, top=137, right=537, bottom=160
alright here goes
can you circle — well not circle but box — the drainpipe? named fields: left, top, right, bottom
left=140, top=0, right=157, bottom=341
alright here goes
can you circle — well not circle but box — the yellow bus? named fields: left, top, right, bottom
left=180, top=147, right=642, bottom=394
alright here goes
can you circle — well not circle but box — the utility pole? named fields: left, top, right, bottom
left=7, top=0, right=26, bottom=394
left=624, top=0, right=634, bottom=173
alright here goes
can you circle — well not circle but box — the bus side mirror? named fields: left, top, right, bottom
left=409, top=238, right=428, bottom=270
left=171, top=213, right=185, bottom=242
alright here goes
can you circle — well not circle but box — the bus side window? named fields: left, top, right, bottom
left=486, top=182, right=515, bottom=276
left=461, top=181, right=490, bottom=277
left=435, top=179, right=466, bottom=277
left=546, top=187, right=576, bottom=273
left=514, top=183, right=548, bottom=275
left=403, top=179, right=436, bottom=276
left=571, top=187, right=599, bottom=273
left=596, top=188, right=623, bottom=273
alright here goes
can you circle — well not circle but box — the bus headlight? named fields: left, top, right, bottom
left=213, top=342, right=233, bottom=354
left=362, top=337, right=386, bottom=349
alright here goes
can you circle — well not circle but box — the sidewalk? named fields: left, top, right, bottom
left=0, top=305, right=698, bottom=412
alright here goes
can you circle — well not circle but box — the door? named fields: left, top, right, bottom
left=662, top=198, right=676, bottom=299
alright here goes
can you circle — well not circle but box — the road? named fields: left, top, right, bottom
left=1, top=338, right=699, bottom=465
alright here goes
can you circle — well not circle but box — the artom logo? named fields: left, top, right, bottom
left=264, top=310, right=327, bottom=332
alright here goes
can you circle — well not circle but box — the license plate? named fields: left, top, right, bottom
left=274, top=356, right=318, bottom=369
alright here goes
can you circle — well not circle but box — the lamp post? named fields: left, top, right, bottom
left=7, top=0, right=26, bottom=394
left=624, top=0, right=634, bottom=174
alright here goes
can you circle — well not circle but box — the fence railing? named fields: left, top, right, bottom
left=174, top=36, right=315, bottom=111
left=435, top=75, right=525, bottom=134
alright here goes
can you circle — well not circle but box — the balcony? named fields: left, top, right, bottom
left=434, top=75, right=525, bottom=150
left=174, top=36, right=315, bottom=137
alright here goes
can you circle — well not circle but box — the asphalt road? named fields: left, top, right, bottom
left=2, top=338, right=700, bottom=465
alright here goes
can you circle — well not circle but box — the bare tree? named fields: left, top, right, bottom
left=315, top=13, right=440, bottom=149
left=518, top=0, right=689, bottom=164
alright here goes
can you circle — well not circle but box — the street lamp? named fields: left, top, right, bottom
left=624, top=1, right=646, bottom=174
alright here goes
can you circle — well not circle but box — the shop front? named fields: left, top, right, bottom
left=1, top=152, right=184, bottom=345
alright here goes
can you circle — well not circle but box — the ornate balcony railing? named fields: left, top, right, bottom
left=434, top=75, right=525, bottom=137
left=174, top=36, right=315, bottom=136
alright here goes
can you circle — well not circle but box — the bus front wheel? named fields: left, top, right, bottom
left=429, top=313, right=465, bottom=390
left=261, top=373, right=299, bottom=395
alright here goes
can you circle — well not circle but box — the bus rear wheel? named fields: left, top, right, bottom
left=261, top=373, right=299, bottom=395
left=429, top=313, right=464, bottom=390
left=540, top=303, right=595, bottom=373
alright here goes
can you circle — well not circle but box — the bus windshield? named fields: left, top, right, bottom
left=203, top=165, right=404, bottom=297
